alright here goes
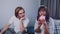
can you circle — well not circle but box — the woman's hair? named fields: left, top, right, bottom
left=37, top=6, right=49, bottom=22
left=15, top=7, right=25, bottom=17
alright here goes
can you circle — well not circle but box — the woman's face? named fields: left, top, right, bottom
left=39, top=11, right=46, bottom=16
left=18, top=9, right=25, bottom=18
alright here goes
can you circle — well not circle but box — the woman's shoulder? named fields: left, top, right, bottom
left=49, top=17, right=54, bottom=21
left=10, top=15, right=16, bottom=20
left=49, top=17, right=54, bottom=24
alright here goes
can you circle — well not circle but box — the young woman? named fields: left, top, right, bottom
left=0, top=7, right=29, bottom=34
left=34, top=6, right=55, bottom=34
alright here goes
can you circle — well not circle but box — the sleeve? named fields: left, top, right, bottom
left=8, top=16, right=14, bottom=24
left=34, top=20, right=38, bottom=30
left=49, top=17, right=55, bottom=34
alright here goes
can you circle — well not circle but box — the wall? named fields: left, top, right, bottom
left=0, top=0, right=40, bottom=28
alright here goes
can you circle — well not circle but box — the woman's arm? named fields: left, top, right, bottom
left=20, top=17, right=26, bottom=32
left=20, top=21, right=25, bottom=32
left=0, top=23, right=11, bottom=34
left=44, top=23, right=49, bottom=34
left=35, top=24, right=42, bottom=33
left=34, top=20, right=42, bottom=33
left=0, top=16, right=14, bottom=34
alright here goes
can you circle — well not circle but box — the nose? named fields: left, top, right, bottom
left=22, top=13, right=25, bottom=16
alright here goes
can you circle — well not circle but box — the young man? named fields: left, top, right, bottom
left=0, top=7, right=29, bottom=34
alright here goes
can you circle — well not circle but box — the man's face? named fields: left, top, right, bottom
left=18, top=9, right=25, bottom=18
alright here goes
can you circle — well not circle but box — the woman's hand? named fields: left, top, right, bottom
left=20, top=16, right=25, bottom=22
left=38, top=16, right=46, bottom=25
left=0, top=32, right=2, bottom=34
left=38, top=16, right=49, bottom=34
left=20, top=16, right=25, bottom=20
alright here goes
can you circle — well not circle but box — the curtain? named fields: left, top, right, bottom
left=40, top=0, right=60, bottom=19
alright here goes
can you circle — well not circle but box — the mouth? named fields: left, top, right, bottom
left=22, top=15, right=25, bottom=17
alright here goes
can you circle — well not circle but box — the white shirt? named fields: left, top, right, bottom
left=34, top=17, right=55, bottom=34
left=8, top=16, right=29, bottom=33
left=34, top=20, right=44, bottom=34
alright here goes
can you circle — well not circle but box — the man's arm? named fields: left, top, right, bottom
left=0, top=23, right=11, bottom=34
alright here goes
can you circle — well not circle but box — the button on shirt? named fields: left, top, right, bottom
left=8, top=16, right=29, bottom=33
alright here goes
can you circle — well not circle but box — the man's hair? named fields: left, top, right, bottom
left=15, top=7, right=25, bottom=17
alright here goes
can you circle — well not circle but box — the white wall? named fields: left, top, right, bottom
left=0, top=0, right=40, bottom=28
